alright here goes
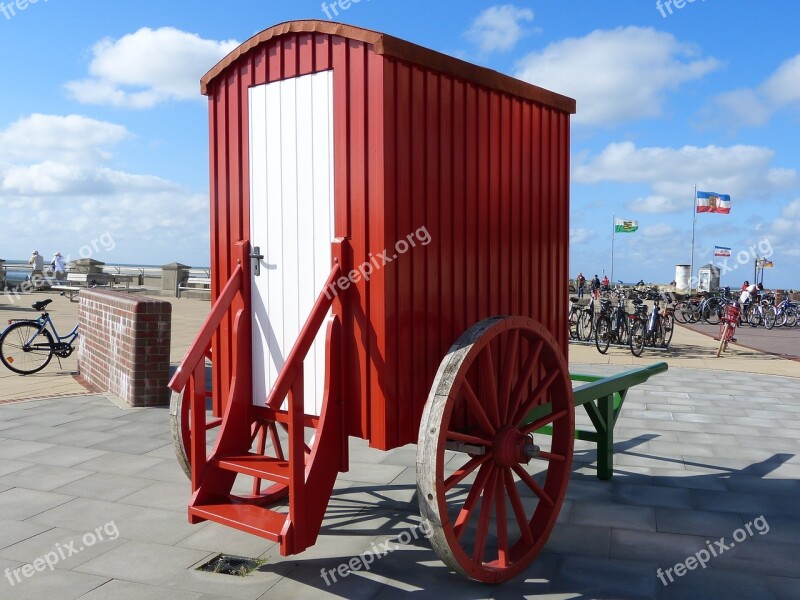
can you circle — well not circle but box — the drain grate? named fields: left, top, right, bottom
left=197, top=554, right=264, bottom=577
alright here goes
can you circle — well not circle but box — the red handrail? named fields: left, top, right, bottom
left=266, top=261, right=343, bottom=409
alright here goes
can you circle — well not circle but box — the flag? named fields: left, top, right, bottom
left=696, top=191, right=731, bottom=214
left=763, top=260, right=774, bottom=268
left=714, top=246, right=732, bottom=257
left=614, top=218, right=639, bottom=233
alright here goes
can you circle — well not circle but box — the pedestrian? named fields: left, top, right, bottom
left=28, top=250, right=44, bottom=275
left=51, top=252, right=67, bottom=280
left=591, top=275, right=601, bottom=299
left=601, top=274, right=610, bottom=291
left=576, top=272, right=586, bottom=298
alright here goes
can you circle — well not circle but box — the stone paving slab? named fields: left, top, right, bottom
left=0, top=361, right=795, bottom=598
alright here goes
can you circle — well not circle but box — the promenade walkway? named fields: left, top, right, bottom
left=0, top=290, right=797, bottom=598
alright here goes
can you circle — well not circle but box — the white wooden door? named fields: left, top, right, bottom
left=248, top=70, right=334, bottom=415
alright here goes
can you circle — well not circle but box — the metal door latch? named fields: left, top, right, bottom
left=250, top=247, right=264, bottom=276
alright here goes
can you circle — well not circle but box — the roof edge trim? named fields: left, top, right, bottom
left=201, top=20, right=576, bottom=114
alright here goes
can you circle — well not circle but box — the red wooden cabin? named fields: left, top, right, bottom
left=171, top=20, right=576, bottom=583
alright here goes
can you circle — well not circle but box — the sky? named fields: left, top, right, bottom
left=0, top=0, right=797, bottom=289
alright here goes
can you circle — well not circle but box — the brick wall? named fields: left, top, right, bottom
left=78, top=290, right=172, bottom=407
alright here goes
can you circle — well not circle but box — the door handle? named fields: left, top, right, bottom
left=250, top=247, right=264, bottom=276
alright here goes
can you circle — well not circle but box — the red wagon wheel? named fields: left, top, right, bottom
left=169, top=388, right=291, bottom=504
left=417, top=316, right=574, bottom=583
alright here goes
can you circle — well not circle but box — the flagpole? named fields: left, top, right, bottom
left=611, top=213, right=615, bottom=284
left=690, top=184, right=697, bottom=293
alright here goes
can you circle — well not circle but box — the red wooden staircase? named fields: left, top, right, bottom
left=169, top=240, right=349, bottom=555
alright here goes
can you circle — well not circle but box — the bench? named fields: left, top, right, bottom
left=111, top=275, right=135, bottom=289
left=177, top=277, right=211, bottom=298
left=50, top=273, right=106, bottom=301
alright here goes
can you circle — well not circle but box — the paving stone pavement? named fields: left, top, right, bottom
left=0, top=364, right=796, bottom=599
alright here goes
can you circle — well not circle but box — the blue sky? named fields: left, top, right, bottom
left=0, top=0, right=797, bottom=288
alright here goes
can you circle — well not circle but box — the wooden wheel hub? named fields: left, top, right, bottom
left=493, top=426, right=534, bottom=467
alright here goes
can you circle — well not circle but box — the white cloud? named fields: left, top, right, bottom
left=573, top=141, right=798, bottom=214
left=465, top=5, right=535, bottom=54
left=768, top=199, right=800, bottom=259
left=570, top=228, right=595, bottom=245
left=0, top=114, right=129, bottom=163
left=0, top=114, right=208, bottom=265
left=64, top=27, right=239, bottom=109
left=707, top=53, right=800, bottom=129
left=515, top=27, right=719, bottom=126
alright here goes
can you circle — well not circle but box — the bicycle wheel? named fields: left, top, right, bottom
left=661, top=314, right=675, bottom=348
left=569, top=311, right=581, bottom=340
left=716, top=323, right=729, bottom=357
left=0, top=322, right=54, bottom=375
left=673, top=302, right=688, bottom=324
left=765, top=307, right=777, bottom=330
left=595, top=317, right=611, bottom=354
left=579, top=311, right=594, bottom=341
left=615, top=313, right=630, bottom=346
left=702, top=299, right=722, bottom=325
left=786, top=309, right=798, bottom=328
left=630, top=320, right=645, bottom=357
left=748, top=307, right=762, bottom=327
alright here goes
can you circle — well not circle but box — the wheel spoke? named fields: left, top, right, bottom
left=498, top=330, right=519, bottom=424
left=513, top=370, right=559, bottom=426
left=512, top=464, right=554, bottom=508
left=503, top=468, right=534, bottom=545
left=480, top=347, right=501, bottom=429
left=461, top=379, right=497, bottom=436
left=494, top=473, right=509, bottom=568
left=444, top=454, right=491, bottom=492
left=453, top=462, right=494, bottom=540
left=520, top=408, right=568, bottom=435
left=471, top=468, right=498, bottom=565
left=537, top=451, right=566, bottom=462
left=507, top=342, right=542, bottom=421
left=447, top=430, right=493, bottom=448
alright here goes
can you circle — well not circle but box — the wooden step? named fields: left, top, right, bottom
left=189, top=503, right=287, bottom=542
left=214, top=454, right=291, bottom=484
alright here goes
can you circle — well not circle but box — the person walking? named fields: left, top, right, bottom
left=51, top=252, right=67, bottom=281
left=576, top=272, right=586, bottom=298
left=591, top=275, right=601, bottom=299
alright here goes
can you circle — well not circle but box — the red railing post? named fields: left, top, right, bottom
left=190, top=360, right=207, bottom=492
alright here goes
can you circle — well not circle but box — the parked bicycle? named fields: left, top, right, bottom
left=0, top=299, right=79, bottom=375
left=717, top=304, right=741, bottom=357
left=568, top=297, right=582, bottom=340
left=594, top=294, right=630, bottom=354
left=767, top=297, right=799, bottom=328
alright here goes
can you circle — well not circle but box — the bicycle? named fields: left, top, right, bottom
left=716, top=304, right=741, bottom=357
left=594, top=294, right=629, bottom=354
left=578, top=296, right=596, bottom=341
left=0, top=299, right=79, bottom=375
left=568, top=296, right=582, bottom=340
left=746, top=297, right=772, bottom=328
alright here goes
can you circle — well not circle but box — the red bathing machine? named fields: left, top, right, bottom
left=170, top=19, right=576, bottom=582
